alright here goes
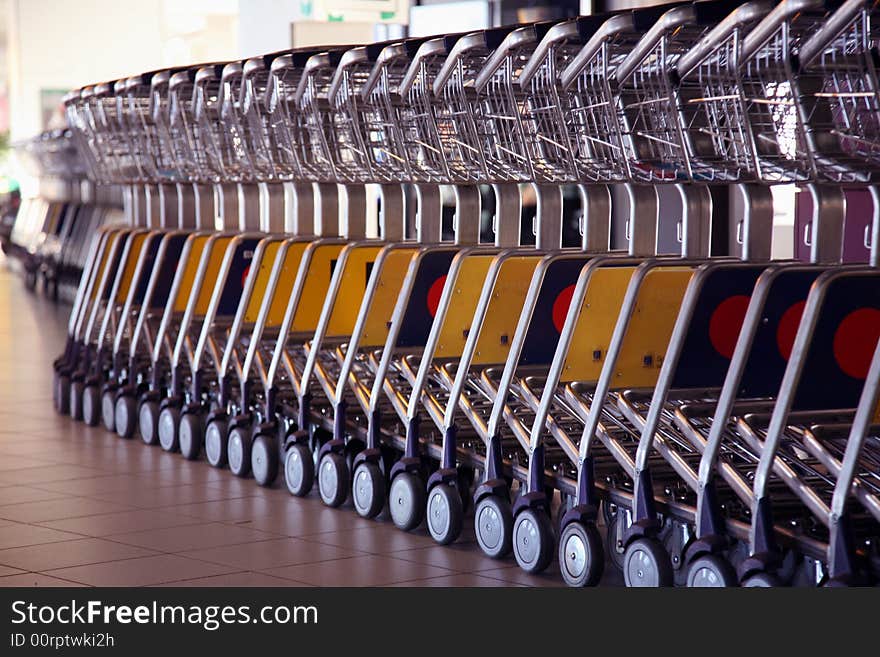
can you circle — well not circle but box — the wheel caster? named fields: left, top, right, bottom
left=686, top=554, right=737, bottom=587
left=474, top=495, right=513, bottom=559
left=623, top=537, right=674, bottom=587
left=252, top=433, right=279, bottom=487
left=158, top=406, right=180, bottom=452
left=178, top=413, right=202, bottom=461
left=318, top=452, right=349, bottom=507
left=138, top=400, right=159, bottom=445
left=558, top=521, right=604, bottom=587
left=57, top=374, right=70, bottom=415
left=227, top=426, right=252, bottom=477
left=101, top=390, right=116, bottom=431
left=204, top=419, right=228, bottom=467
left=513, top=508, right=554, bottom=574
left=388, top=472, right=425, bottom=531
left=352, top=461, right=384, bottom=518
left=284, top=442, right=314, bottom=496
left=69, top=380, right=84, bottom=421
left=81, top=385, right=100, bottom=426
left=426, top=483, right=463, bottom=546
left=742, top=571, right=782, bottom=587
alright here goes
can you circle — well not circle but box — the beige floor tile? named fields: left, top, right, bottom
left=45, top=554, right=235, bottom=586
left=0, top=522, right=87, bottom=550
left=111, top=522, right=279, bottom=552
left=37, top=509, right=195, bottom=537
left=183, top=537, right=364, bottom=570
left=0, top=537, right=156, bottom=571
left=267, top=555, right=453, bottom=586
left=0, top=572, right=88, bottom=587
left=0, top=496, right=133, bottom=523
left=152, top=571, right=312, bottom=587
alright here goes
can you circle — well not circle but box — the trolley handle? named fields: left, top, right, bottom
left=432, top=26, right=517, bottom=96
left=615, top=4, right=699, bottom=85
left=327, top=47, right=371, bottom=106
left=798, top=0, right=868, bottom=69
left=676, top=0, right=776, bottom=80
left=560, top=12, right=641, bottom=90
left=148, top=70, right=174, bottom=121
left=398, top=36, right=453, bottom=97
left=473, top=25, right=542, bottom=95
left=360, top=39, right=427, bottom=101
left=740, top=0, right=829, bottom=64
left=293, top=48, right=351, bottom=105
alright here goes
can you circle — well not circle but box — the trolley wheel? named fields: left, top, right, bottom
left=251, top=433, right=279, bottom=487
left=686, top=554, right=737, bottom=587
left=623, top=537, right=674, bottom=587
left=115, top=395, right=136, bottom=439
left=138, top=400, right=159, bottom=445
left=158, top=406, right=180, bottom=452
left=426, top=483, right=463, bottom=546
left=474, top=495, right=513, bottom=559
left=352, top=461, right=384, bottom=518
left=284, top=442, right=314, bottom=497
left=227, top=426, right=252, bottom=477
left=742, top=571, right=782, bottom=587
left=558, top=521, right=604, bottom=587
left=56, top=373, right=70, bottom=415
left=318, top=452, right=349, bottom=508
left=513, top=508, right=555, bottom=574
left=605, top=511, right=625, bottom=572
left=178, top=412, right=202, bottom=461
left=81, top=385, right=100, bottom=427
left=388, top=472, right=425, bottom=531
left=69, top=380, right=84, bottom=421
left=101, top=390, right=116, bottom=432
left=204, top=419, right=228, bottom=467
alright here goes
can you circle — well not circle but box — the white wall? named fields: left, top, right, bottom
left=6, top=0, right=239, bottom=142
left=237, top=0, right=299, bottom=58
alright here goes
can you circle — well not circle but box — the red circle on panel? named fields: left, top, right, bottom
left=552, top=284, right=576, bottom=333
left=833, top=308, right=880, bottom=379
left=777, top=300, right=806, bottom=361
left=427, top=275, right=447, bottom=318
left=241, top=265, right=251, bottom=289
left=708, top=295, right=750, bottom=359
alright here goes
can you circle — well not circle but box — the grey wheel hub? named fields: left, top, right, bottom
left=117, top=401, right=130, bottom=433
left=690, top=563, right=723, bottom=587
left=353, top=467, right=373, bottom=512
left=205, top=424, right=222, bottom=463
left=159, top=411, right=175, bottom=448
left=139, top=405, right=153, bottom=438
left=627, top=547, right=659, bottom=586
left=319, top=457, right=338, bottom=501
left=253, top=439, right=268, bottom=481
left=389, top=477, right=414, bottom=526
left=228, top=433, right=243, bottom=470
left=563, top=533, right=587, bottom=578
left=286, top=449, right=304, bottom=490
left=102, top=394, right=115, bottom=429
left=427, top=488, right=450, bottom=536
left=477, top=503, right=503, bottom=550
left=515, top=515, right=540, bottom=564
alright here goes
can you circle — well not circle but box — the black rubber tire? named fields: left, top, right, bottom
left=227, top=426, right=252, bottom=477
left=204, top=419, right=228, bottom=468
left=57, top=374, right=71, bottom=415
left=178, top=412, right=202, bottom=461
left=318, top=452, right=350, bottom=508
left=623, top=537, right=674, bottom=587
left=474, top=495, right=514, bottom=559
left=252, top=433, right=279, bottom=487
left=513, top=507, right=555, bottom=574
left=388, top=472, right=425, bottom=531
left=559, top=521, right=604, bottom=587
left=426, top=483, right=464, bottom=546
left=115, top=396, right=137, bottom=439
left=158, top=406, right=180, bottom=452
left=101, top=390, right=116, bottom=432
left=687, top=553, right=738, bottom=587
left=605, top=511, right=626, bottom=572
left=81, top=385, right=100, bottom=427
left=352, top=461, right=384, bottom=518
left=69, top=380, right=84, bottom=421
left=139, top=400, right=160, bottom=445
left=284, top=442, right=314, bottom=497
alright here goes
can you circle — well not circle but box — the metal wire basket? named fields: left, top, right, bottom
left=293, top=50, right=346, bottom=183
left=240, top=55, right=278, bottom=180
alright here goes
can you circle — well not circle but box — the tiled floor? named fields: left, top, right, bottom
left=0, top=263, right=618, bottom=587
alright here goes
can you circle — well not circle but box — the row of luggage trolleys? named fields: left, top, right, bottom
left=49, top=0, right=880, bottom=586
